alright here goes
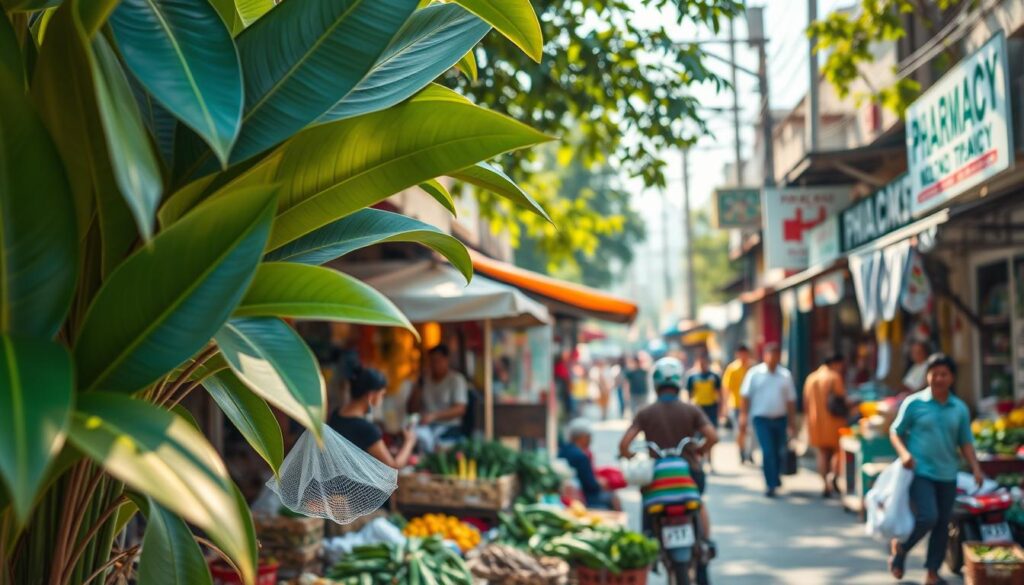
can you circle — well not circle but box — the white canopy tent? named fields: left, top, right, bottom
left=338, top=261, right=550, bottom=438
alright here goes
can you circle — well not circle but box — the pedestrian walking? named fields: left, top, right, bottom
left=803, top=353, right=847, bottom=497
left=624, top=354, right=650, bottom=416
left=722, top=344, right=753, bottom=463
left=686, top=351, right=724, bottom=472
left=739, top=343, right=796, bottom=497
left=888, top=354, right=984, bottom=585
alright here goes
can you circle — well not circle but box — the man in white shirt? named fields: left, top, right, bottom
left=738, top=343, right=797, bottom=497
left=415, top=344, right=468, bottom=451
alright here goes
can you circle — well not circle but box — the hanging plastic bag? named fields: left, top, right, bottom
left=865, top=460, right=915, bottom=542
left=620, top=454, right=654, bottom=488
left=266, top=426, right=398, bottom=525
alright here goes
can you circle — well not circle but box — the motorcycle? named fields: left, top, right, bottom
left=946, top=488, right=1014, bottom=574
left=635, top=437, right=714, bottom=585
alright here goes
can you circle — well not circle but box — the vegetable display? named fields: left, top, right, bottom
left=971, top=544, right=1022, bottom=563
left=326, top=536, right=472, bottom=585
left=973, top=412, right=1024, bottom=457
left=497, top=505, right=659, bottom=572
left=467, top=544, right=569, bottom=583
left=403, top=514, right=481, bottom=552
left=418, top=440, right=562, bottom=502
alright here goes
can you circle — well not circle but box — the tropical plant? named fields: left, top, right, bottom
left=0, top=1, right=550, bottom=584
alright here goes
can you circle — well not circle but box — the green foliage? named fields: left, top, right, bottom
left=511, top=153, right=645, bottom=288
left=808, top=0, right=962, bottom=117
left=690, top=208, right=737, bottom=307
left=0, top=1, right=551, bottom=583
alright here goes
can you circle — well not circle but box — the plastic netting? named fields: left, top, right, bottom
left=266, top=426, right=398, bottom=525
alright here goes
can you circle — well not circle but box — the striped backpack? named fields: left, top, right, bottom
left=641, top=456, right=700, bottom=508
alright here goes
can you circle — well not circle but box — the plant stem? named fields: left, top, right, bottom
left=168, top=380, right=204, bottom=408
left=80, top=546, right=138, bottom=585
left=156, top=345, right=218, bottom=405
left=51, top=462, right=87, bottom=584
left=61, top=493, right=127, bottom=581
left=195, top=535, right=241, bottom=576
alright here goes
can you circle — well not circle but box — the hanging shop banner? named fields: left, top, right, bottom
left=763, top=186, right=851, bottom=271
left=906, top=32, right=1013, bottom=217
left=713, top=187, right=762, bottom=228
left=813, top=271, right=845, bottom=307
left=849, top=240, right=912, bottom=331
left=901, top=248, right=933, bottom=314
left=839, top=174, right=913, bottom=252
left=808, top=214, right=841, bottom=267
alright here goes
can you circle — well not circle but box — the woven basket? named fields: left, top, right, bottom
left=468, top=555, right=569, bottom=584
left=574, top=566, right=648, bottom=585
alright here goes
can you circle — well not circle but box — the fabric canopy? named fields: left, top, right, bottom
left=469, top=250, right=638, bottom=323
left=343, top=261, right=550, bottom=327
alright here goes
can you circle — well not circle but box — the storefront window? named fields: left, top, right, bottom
left=977, top=260, right=1013, bottom=399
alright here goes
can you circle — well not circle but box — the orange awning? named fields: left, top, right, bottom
left=470, top=250, right=638, bottom=324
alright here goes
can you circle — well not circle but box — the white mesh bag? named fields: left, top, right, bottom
left=266, top=426, right=398, bottom=524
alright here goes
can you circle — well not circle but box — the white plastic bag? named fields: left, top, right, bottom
left=865, top=460, right=915, bottom=542
left=620, top=454, right=654, bottom=488
left=266, top=427, right=398, bottom=525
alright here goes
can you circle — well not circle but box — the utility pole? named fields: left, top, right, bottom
left=681, top=149, right=695, bottom=320
left=746, top=7, right=775, bottom=187
left=728, top=17, right=743, bottom=185
left=807, top=0, right=820, bottom=152
left=662, top=193, right=673, bottom=307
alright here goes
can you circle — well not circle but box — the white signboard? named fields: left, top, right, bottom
left=808, top=214, right=840, bottom=267
left=906, top=32, right=1013, bottom=216
left=763, top=187, right=851, bottom=271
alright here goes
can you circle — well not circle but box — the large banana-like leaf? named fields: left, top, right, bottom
left=455, top=47, right=477, bottom=82
left=236, top=0, right=276, bottom=27
left=229, top=88, right=550, bottom=249
left=191, top=0, right=419, bottom=171
left=134, top=496, right=214, bottom=585
left=419, top=179, right=457, bottom=216
left=91, top=34, right=163, bottom=241
left=1, top=0, right=61, bottom=12
left=68, top=393, right=258, bottom=585
left=31, top=4, right=135, bottom=275
left=0, top=12, right=24, bottom=85
left=264, top=208, right=471, bottom=278
left=0, top=336, right=73, bottom=524
left=73, top=186, right=277, bottom=393
left=451, top=0, right=541, bottom=62
left=204, top=371, right=283, bottom=473
left=234, top=262, right=414, bottom=331
left=215, top=318, right=325, bottom=440
left=318, top=3, right=490, bottom=123
left=0, top=44, right=76, bottom=338
left=110, top=0, right=243, bottom=165
left=451, top=161, right=551, bottom=221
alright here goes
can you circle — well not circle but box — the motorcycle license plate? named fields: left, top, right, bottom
left=661, top=523, right=695, bottom=548
left=981, top=522, right=1013, bottom=543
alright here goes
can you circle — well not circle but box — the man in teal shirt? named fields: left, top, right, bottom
left=889, top=354, right=983, bottom=585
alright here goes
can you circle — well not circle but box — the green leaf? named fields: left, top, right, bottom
left=136, top=497, right=214, bottom=585
left=204, top=371, right=283, bottom=473
left=68, top=393, right=257, bottom=585
left=230, top=88, right=550, bottom=249
left=31, top=3, right=136, bottom=276
left=110, top=0, right=243, bottom=165
left=0, top=12, right=24, bottom=86
left=235, top=0, right=276, bottom=27
left=317, top=3, right=490, bottom=123
left=215, top=318, right=324, bottom=439
left=0, top=336, right=73, bottom=524
left=419, top=179, right=457, bottom=216
left=2, top=0, right=61, bottom=12
left=450, top=0, right=542, bottom=62
left=264, top=208, right=471, bottom=279
left=451, top=161, right=550, bottom=221
left=91, top=33, right=163, bottom=241
left=73, top=185, right=277, bottom=393
left=193, top=0, right=420, bottom=171
left=234, top=262, right=415, bottom=330
left=171, top=405, right=201, bottom=431
left=0, top=48, right=76, bottom=338
left=455, top=47, right=477, bottom=82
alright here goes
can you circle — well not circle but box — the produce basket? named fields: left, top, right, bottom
left=253, top=515, right=324, bottom=578
left=963, top=542, right=1024, bottom=585
left=574, top=566, right=648, bottom=585
left=468, top=544, right=569, bottom=584
left=395, top=472, right=517, bottom=511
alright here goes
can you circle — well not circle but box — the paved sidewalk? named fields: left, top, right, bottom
left=590, top=419, right=964, bottom=585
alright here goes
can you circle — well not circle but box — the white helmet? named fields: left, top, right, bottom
left=652, top=357, right=685, bottom=389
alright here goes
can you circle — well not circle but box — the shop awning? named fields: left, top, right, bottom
left=845, top=207, right=952, bottom=257
left=342, top=261, right=550, bottom=327
left=469, top=251, right=639, bottom=324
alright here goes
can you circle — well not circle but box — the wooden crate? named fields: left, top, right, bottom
left=964, top=542, right=1024, bottom=585
left=254, top=515, right=324, bottom=579
left=395, top=472, right=518, bottom=511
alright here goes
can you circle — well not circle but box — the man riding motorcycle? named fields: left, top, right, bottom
left=619, top=357, right=719, bottom=581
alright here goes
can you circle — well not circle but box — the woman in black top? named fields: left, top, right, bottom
left=328, top=366, right=417, bottom=469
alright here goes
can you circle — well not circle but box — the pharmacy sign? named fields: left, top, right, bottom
left=906, top=32, right=1013, bottom=217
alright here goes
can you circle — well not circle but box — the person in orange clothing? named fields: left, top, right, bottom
left=804, top=353, right=848, bottom=498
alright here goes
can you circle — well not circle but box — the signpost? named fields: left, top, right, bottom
left=906, top=32, right=1013, bottom=217
left=839, top=174, right=914, bottom=252
left=763, top=187, right=850, bottom=270
left=712, top=187, right=762, bottom=228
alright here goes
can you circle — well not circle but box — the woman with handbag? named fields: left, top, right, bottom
left=803, top=353, right=848, bottom=498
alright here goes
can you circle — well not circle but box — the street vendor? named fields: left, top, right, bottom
left=329, top=365, right=417, bottom=469
left=412, top=344, right=469, bottom=451
left=558, top=419, right=621, bottom=510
